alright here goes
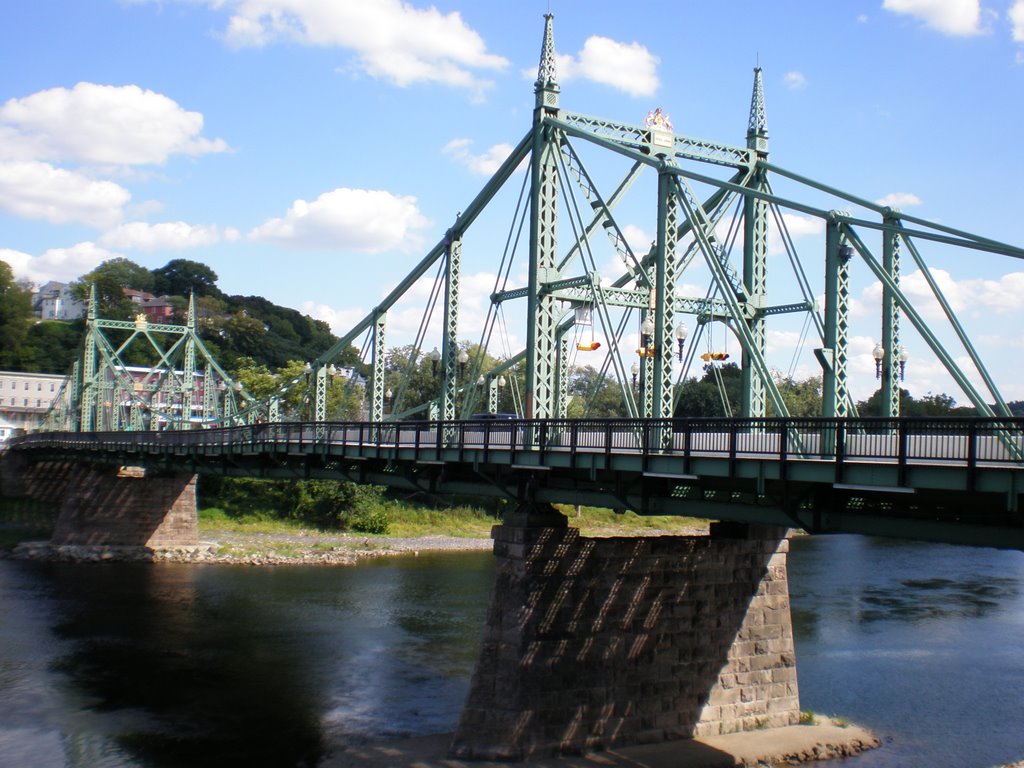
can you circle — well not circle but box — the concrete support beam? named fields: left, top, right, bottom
left=450, top=508, right=799, bottom=760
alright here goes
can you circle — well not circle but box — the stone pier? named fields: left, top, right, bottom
left=2, top=454, right=198, bottom=550
left=450, top=505, right=799, bottom=760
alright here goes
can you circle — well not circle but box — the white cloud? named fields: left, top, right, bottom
left=4, top=241, right=120, bottom=285
left=875, top=192, right=922, bottom=208
left=533, top=36, right=660, bottom=97
left=0, top=161, right=130, bottom=228
left=219, top=0, right=507, bottom=95
left=100, top=221, right=238, bottom=251
left=621, top=224, right=654, bottom=256
left=882, top=0, right=984, bottom=36
left=0, top=83, right=228, bottom=166
left=784, top=71, right=807, bottom=90
left=249, top=187, right=431, bottom=252
left=1010, top=0, right=1024, bottom=41
left=299, top=300, right=367, bottom=335
left=768, top=213, right=823, bottom=255
left=442, top=139, right=515, bottom=176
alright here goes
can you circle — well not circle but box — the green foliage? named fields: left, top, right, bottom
left=72, top=257, right=154, bottom=319
left=198, top=476, right=388, bottom=531
left=152, top=259, right=222, bottom=298
left=351, top=509, right=390, bottom=534
left=773, top=375, right=823, bottom=417
left=0, top=261, right=34, bottom=369
left=567, top=365, right=627, bottom=417
left=857, top=387, right=974, bottom=417
left=676, top=363, right=742, bottom=417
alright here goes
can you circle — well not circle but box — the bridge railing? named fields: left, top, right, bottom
left=8, top=418, right=1024, bottom=477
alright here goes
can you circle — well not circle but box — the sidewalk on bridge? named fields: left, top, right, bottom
left=323, top=720, right=880, bottom=768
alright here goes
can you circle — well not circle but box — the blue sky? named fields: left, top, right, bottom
left=2, top=0, right=1023, bottom=403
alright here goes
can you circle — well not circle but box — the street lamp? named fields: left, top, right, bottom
left=631, top=361, right=639, bottom=389
left=385, top=387, right=393, bottom=416
left=430, top=347, right=441, bottom=376
left=458, top=349, right=469, bottom=378
left=497, top=375, right=506, bottom=411
left=898, top=346, right=908, bottom=381
left=873, top=343, right=884, bottom=380
left=675, top=320, right=689, bottom=361
left=640, top=317, right=655, bottom=351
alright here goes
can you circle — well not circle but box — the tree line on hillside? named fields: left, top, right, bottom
left=0, top=257, right=346, bottom=375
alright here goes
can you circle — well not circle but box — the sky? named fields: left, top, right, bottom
left=1, top=0, right=1023, bottom=404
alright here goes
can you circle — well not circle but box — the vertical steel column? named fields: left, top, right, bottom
left=525, top=13, right=561, bottom=420
left=742, top=67, right=769, bottom=418
left=79, top=287, right=98, bottom=432
left=370, top=311, right=387, bottom=422
left=69, top=360, right=81, bottom=432
left=441, top=232, right=462, bottom=424
left=180, top=295, right=197, bottom=430
left=882, top=210, right=902, bottom=418
left=653, top=170, right=679, bottom=428
left=203, top=363, right=216, bottom=423
left=555, top=335, right=570, bottom=419
left=315, top=365, right=328, bottom=422
left=821, top=215, right=851, bottom=418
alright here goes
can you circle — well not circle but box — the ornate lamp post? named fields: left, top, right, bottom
left=873, top=343, right=884, bottom=380
left=675, top=320, right=689, bottom=361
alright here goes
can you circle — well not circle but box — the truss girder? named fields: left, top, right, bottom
left=441, top=234, right=462, bottom=423
left=525, top=126, right=562, bottom=419
left=820, top=217, right=852, bottom=418
left=652, top=169, right=679, bottom=423
left=674, top=176, right=789, bottom=418
left=881, top=212, right=902, bottom=418
left=741, top=170, right=769, bottom=418
left=370, top=312, right=387, bottom=422
left=841, top=224, right=997, bottom=417
left=560, top=112, right=753, bottom=169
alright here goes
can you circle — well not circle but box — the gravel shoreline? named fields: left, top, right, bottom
left=9, top=530, right=496, bottom=565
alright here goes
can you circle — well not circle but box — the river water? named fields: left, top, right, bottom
left=0, top=536, right=1021, bottom=768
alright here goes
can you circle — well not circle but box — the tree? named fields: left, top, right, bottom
left=567, top=365, right=627, bottom=417
left=773, top=375, right=823, bottom=417
left=675, top=363, right=742, bottom=417
left=23, top=319, right=84, bottom=374
left=72, top=258, right=154, bottom=319
left=0, top=260, right=33, bottom=369
left=152, top=259, right=223, bottom=299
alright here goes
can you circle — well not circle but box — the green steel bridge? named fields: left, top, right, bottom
left=8, top=15, right=1024, bottom=550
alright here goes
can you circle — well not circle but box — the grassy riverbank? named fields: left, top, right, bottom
left=198, top=503, right=709, bottom=540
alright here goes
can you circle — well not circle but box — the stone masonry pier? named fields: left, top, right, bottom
left=1, top=454, right=198, bottom=550
left=451, top=506, right=799, bottom=760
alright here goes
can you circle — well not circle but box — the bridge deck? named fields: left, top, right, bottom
left=8, top=417, right=1024, bottom=550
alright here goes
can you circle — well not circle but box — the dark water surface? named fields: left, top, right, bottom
left=0, top=536, right=1021, bottom=767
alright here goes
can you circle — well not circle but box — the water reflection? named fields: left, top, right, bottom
left=44, top=564, right=327, bottom=767
left=0, top=554, right=494, bottom=768
left=1, top=538, right=1021, bottom=768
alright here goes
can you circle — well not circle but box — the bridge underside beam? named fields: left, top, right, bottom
left=12, top=437, right=1024, bottom=551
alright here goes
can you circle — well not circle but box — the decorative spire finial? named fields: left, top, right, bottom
left=747, top=66, right=768, bottom=153
left=534, top=13, right=559, bottom=112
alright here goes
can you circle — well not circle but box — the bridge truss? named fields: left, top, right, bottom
left=44, top=14, right=1024, bottom=434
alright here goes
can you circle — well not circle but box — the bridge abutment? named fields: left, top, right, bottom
left=450, top=506, right=799, bottom=760
left=50, top=465, right=199, bottom=548
left=2, top=454, right=199, bottom=550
